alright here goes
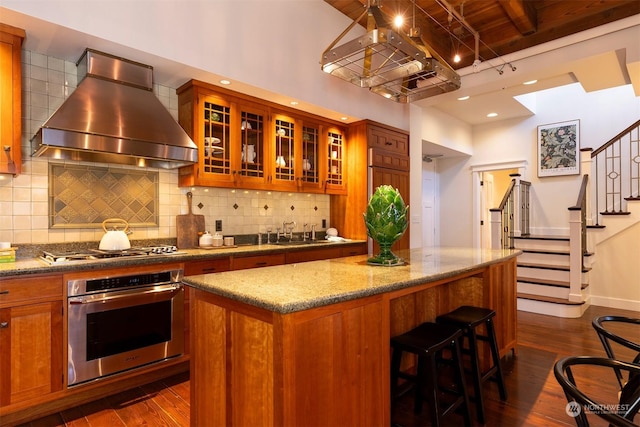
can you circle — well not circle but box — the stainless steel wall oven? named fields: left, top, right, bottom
left=67, top=268, right=184, bottom=386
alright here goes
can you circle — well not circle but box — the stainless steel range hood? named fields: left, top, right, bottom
left=321, top=4, right=461, bottom=103
left=32, top=49, right=197, bottom=169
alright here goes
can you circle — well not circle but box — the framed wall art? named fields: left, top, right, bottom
left=537, top=119, right=580, bottom=177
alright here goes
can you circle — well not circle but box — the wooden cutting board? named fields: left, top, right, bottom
left=176, top=192, right=205, bottom=249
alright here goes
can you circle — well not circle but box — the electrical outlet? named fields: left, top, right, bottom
left=215, top=220, right=222, bottom=231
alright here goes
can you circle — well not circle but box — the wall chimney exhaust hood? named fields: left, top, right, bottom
left=31, top=49, right=198, bottom=169
left=321, top=3, right=461, bottom=103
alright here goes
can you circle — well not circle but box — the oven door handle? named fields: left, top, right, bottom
left=68, top=284, right=182, bottom=305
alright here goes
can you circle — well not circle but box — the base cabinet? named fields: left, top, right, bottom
left=191, top=290, right=388, bottom=427
left=0, top=275, right=64, bottom=407
left=0, top=300, right=63, bottom=406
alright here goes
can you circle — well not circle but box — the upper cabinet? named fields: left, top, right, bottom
left=0, top=24, right=25, bottom=176
left=178, top=85, right=269, bottom=188
left=178, top=80, right=346, bottom=194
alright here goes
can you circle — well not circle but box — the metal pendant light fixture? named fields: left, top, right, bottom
left=320, top=0, right=461, bottom=103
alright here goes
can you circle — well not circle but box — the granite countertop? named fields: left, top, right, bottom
left=184, top=247, right=521, bottom=314
left=0, top=240, right=366, bottom=277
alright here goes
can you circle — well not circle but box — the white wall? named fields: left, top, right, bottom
left=438, top=82, right=640, bottom=246
left=0, top=0, right=409, bottom=130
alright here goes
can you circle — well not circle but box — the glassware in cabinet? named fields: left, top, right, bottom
left=238, top=109, right=265, bottom=180
left=202, top=100, right=230, bottom=176
left=273, top=117, right=296, bottom=185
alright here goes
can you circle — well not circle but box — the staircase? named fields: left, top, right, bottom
left=514, top=235, right=591, bottom=318
left=492, top=120, right=639, bottom=318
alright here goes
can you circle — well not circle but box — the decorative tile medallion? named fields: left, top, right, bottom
left=49, top=164, right=159, bottom=228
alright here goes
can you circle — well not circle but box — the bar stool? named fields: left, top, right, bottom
left=390, top=322, right=472, bottom=427
left=436, top=305, right=507, bottom=424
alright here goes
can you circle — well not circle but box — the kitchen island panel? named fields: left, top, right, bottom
left=187, top=248, right=519, bottom=426
left=191, top=290, right=228, bottom=427
left=281, top=294, right=388, bottom=427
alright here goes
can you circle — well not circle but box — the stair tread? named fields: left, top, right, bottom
left=513, top=235, right=569, bottom=241
left=520, top=249, right=569, bottom=256
left=517, top=293, right=585, bottom=305
left=517, top=277, right=589, bottom=289
left=518, top=262, right=592, bottom=273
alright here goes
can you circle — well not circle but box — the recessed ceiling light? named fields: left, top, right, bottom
left=487, top=112, right=498, bottom=118
left=220, top=79, right=231, bottom=85
left=523, top=80, right=538, bottom=85
left=341, top=116, right=349, bottom=121
left=457, top=95, right=470, bottom=101
left=290, top=101, right=299, bottom=106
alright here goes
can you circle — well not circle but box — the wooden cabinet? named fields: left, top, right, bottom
left=367, top=123, right=409, bottom=155
left=231, top=253, right=286, bottom=270
left=178, top=80, right=347, bottom=194
left=0, top=275, right=63, bottom=406
left=0, top=24, right=25, bottom=176
left=331, top=120, right=410, bottom=248
left=178, top=83, right=269, bottom=188
left=184, top=257, right=231, bottom=276
left=191, top=289, right=388, bottom=427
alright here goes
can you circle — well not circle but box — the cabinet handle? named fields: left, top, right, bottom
left=254, top=262, right=268, bottom=266
left=0, top=322, right=8, bottom=328
left=202, top=267, right=218, bottom=273
left=385, top=141, right=392, bottom=145
left=0, top=290, right=8, bottom=295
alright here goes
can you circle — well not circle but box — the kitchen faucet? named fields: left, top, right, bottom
left=282, top=221, right=296, bottom=241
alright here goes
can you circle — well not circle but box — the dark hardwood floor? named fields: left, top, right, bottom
left=18, top=305, right=639, bottom=427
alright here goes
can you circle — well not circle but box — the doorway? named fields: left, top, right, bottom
left=471, top=161, right=527, bottom=248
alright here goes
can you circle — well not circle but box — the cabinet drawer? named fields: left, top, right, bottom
left=367, top=125, right=409, bottom=156
left=0, top=275, right=63, bottom=306
left=285, top=246, right=342, bottom=264
left=341, top=244, right=367, bottom=257
left=184, top=258, right=231, bottom=276
left=232, top=253, right=285, bottom=271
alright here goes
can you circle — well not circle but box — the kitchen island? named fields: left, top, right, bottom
left=183, top=247, right=520, bottom=427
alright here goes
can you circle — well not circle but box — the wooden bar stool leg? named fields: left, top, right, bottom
left=390, top=347, right=402, bottom=415
left=425, top=354, right=441, bottom=427
left=468, top=327, right=486, bottom=424
left=487, top=318, right=507, bottom=401
left=452, top=337, right=472, bottom=426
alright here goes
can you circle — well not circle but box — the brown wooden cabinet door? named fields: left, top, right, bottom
left=0, top=300, right=63, bottom=406
left=367, top=124, right=409, bottom=156
left=0, top=24, right=24, bottom=175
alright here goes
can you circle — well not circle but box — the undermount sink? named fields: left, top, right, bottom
left=272, top=240, right=330, bottom=246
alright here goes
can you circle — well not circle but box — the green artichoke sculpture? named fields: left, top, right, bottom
left=363, top=185, right=409, bottom=266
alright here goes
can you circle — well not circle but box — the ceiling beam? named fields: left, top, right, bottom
left=499, top=0, right=537, bottom=35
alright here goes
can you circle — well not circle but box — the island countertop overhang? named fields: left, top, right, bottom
left=183, top=247, right=521, bottom=314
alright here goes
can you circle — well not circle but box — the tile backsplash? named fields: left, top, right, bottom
left=0, top=49, right=330, bottom=245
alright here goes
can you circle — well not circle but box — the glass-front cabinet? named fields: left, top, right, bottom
left=178, top=80, right=346, bottom=194
left=236, top=104, right=268, bottom=187
left=272, top=115, right=296, bottom=189
left=300, top=124, right=322, bottom=192
left=325, top=127, right=346, bottom=194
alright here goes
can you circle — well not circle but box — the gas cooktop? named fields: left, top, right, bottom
left=40, top=246, right=183, bottom=265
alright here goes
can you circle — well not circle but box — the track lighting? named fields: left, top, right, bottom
left=496, top=62, right=516, bottom=75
